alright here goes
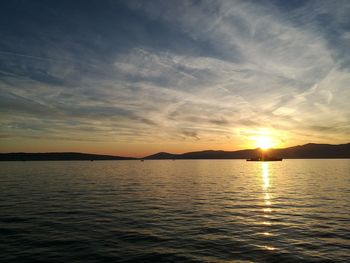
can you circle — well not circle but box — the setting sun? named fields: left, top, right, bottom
left=256, top=136, right=273, bottom=150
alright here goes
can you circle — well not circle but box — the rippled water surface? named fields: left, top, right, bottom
left=1, top=160, right=349, bottom=262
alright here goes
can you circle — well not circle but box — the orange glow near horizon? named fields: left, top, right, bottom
left=4, top=128, right=341, bottom=157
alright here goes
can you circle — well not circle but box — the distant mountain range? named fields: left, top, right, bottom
left=0, top=152, right=136, bottom=161
left=144, top=143, right=350, bottom=159
left=1, top=143, right=350, bottom=161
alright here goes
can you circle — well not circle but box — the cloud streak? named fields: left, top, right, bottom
left=1, top=0, right=349, bottom=154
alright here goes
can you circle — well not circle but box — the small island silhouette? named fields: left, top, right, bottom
left=1, top=143, right=350, bottom=161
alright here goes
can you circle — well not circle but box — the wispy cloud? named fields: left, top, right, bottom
left=0, top=0, right=349, bottom=153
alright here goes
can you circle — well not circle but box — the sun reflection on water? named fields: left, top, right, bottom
left=262, top=163, right=272, bottom=211
left=265, top=246, right=276, bottom=251
left=262, top=162, right=269, bottom=190
left=260, top=162, right=277, bottom=251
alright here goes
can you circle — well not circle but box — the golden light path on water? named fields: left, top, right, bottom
left=261, top=162, right=277, bottom=251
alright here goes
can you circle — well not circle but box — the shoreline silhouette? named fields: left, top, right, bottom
left=1, top=143, right=350, bottom=161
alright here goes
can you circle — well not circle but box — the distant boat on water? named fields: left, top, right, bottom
left=246, top=157, right=282, bottom=162
left=247, top=149, right=282, bottom=161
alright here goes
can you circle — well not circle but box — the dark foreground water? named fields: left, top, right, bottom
left=0, top=160, right=349, bottom=263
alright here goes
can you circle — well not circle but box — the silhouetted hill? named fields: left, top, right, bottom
left=180, top=149, right=258, bottom=159
left=144, top=143, right=350, bottom=159
left=270, top=143, right=350, bottom=159
left=0, top=152, right=136, bottom=161
left=1, top=143, right=349, bottom=161
left=144, top=152, right=179, bottom=159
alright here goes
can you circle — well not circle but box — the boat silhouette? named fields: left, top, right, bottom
left=246, top=157, right=282, bottom=161
left=246, top=149, right=282, bottom=161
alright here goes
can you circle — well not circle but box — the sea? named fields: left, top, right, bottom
left=0, top=160, right=349, bottom=263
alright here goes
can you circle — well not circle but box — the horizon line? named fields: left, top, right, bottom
left=1, top=142, right=349, bottom=159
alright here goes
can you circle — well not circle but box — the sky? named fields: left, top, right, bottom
left=0, top=0, right=350, bottom=157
